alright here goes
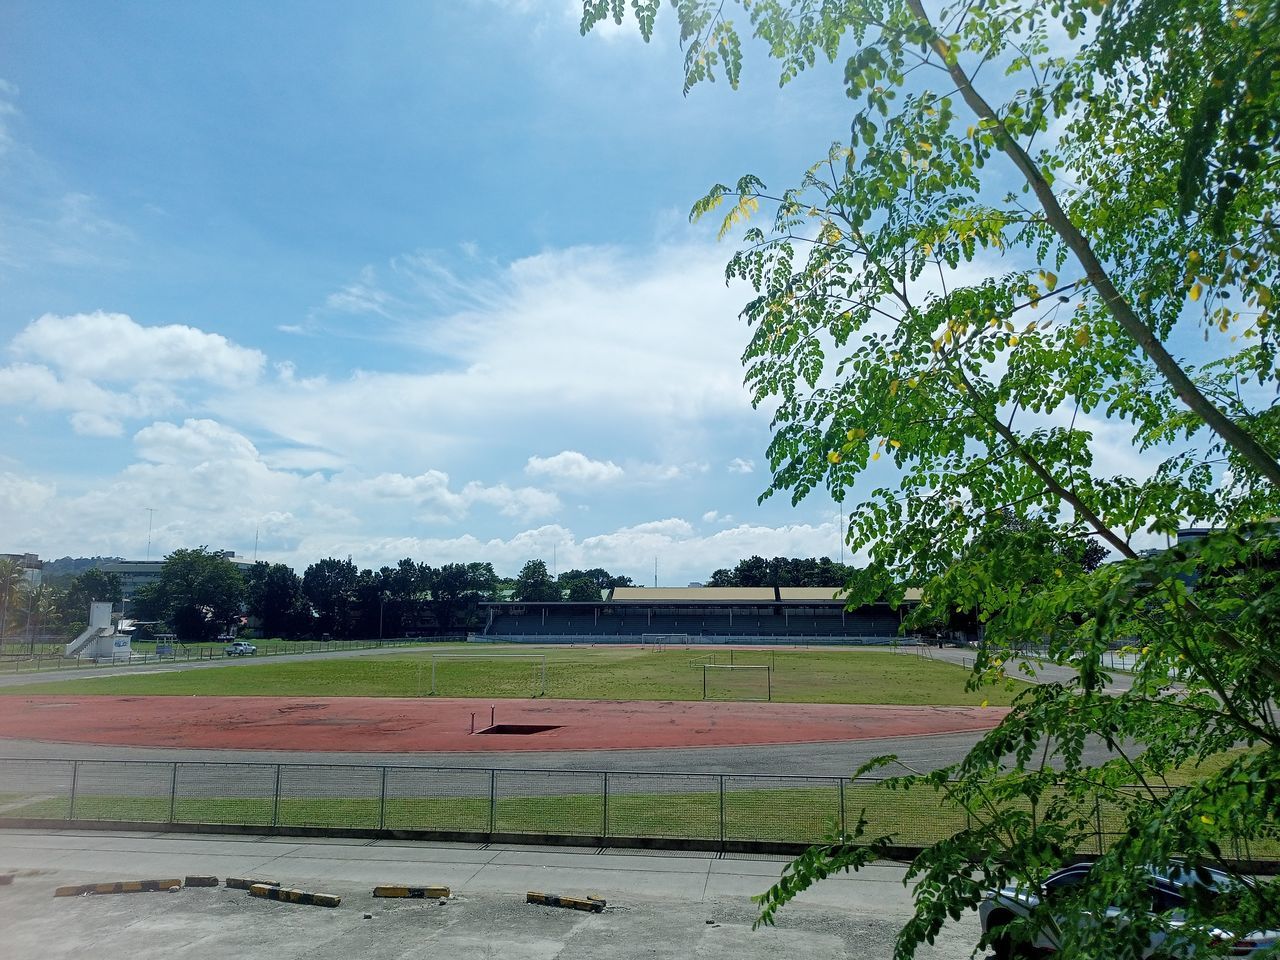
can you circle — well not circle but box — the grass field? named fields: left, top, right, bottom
left=0, top=644, right=1023, bottom=706
left=4, top=778, right=1268, bottom=856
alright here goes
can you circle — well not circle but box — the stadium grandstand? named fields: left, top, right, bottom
left=475, top=586, right=924, bottom=645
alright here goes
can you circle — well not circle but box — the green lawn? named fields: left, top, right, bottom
left=0, top=784, right=958, bottom=845
left=0, top=644, right=1022, bottom=706
left=6, top=783, right=1268, bottom=856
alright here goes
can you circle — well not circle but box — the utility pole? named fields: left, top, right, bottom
left=839, top=507, right=844, bottom=565
left=654, top=556, right=658, bottom=588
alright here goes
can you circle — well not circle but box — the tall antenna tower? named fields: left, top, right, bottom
left=145, top=508, right=156, bottom=561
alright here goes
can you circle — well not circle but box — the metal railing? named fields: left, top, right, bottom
left=473, top=634, right=920, bottom=646
left=5, top=757, right=1267, bottom=860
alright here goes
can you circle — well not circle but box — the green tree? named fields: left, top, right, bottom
left=430, top=562, right=499, bottom=632
left=586, top=2, right=1279, bottom=957
left=301, top=557, right=359, bottom=638
left=557, top=567, right=633, bottom=591
left=563, top=577, right=601, bottom=602
left=136, top=548, right=245, bottom=643
left=705, top=556, right=857, bottom=587
left=244, top=562, right=308, bottom=638
left=0, top=558, right=27, bottom=640
left=60, top=568, right=123, bottom=620
left=513, top=559, right=560, bottom=602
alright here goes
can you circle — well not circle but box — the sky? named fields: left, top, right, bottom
left=0, top=1, right=1178, bottom=585
left=0, top=0, right=884, bottom=584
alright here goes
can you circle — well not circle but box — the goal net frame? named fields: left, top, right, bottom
left=701, top=663, right=772, bottom=702
left=641, top=633, right=689, bottom=651
left=425, top=653, right=547, bottom=698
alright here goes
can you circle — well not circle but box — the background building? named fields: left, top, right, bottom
left=96, top=551, right=254, bottom=601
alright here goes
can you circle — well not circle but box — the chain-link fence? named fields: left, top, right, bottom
left=6, top=756, right=1268, bottom=859
left=0, top=637, right=438, bottom=674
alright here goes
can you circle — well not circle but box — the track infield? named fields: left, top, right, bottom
left=0, top=696, right=1008, bottom=752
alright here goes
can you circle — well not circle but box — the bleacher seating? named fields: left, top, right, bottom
left=482, top=600, right=908, bottom=645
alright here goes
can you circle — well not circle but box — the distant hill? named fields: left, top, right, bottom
left=41, top=556, right=124, bottom=581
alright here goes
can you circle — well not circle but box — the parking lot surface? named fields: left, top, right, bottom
left=0, top=829, right=983, bottom=959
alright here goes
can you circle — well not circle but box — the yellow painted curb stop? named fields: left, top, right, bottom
left=248, top=883, right=341, bottom=908
left=526, top=891, right=606, bottom=913
left=226, top=877, right=279, bottom=890
left=373, top=885, right=451, bottom=899
left=55, top=879, right=183, bottom=897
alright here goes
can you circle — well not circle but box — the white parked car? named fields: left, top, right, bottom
left=979, top=862, right=1276, bottom=958
left=224, top=641, right=257, bottom=656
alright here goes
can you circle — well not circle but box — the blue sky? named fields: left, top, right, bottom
left=0, top=0, right=881, bottom=583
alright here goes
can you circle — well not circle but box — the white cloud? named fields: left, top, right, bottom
left=0, top=471, right=54, bottom=516
left=358, top=470, right=559, bottom=522
left=134, top=418, right=262, bottom=465
left=0, top=312, right=266, bottom=435
left=220, top=243, right=754, bottom=473
left=727, top=457, right=755, bottom=474
left=69, top=411, right=125, bottom=437
left=0, top=361, right=174, bottom=435
left=0, top=78, right=17, bottom=157
left=13, top=311, right=264, bottom=385
left=525, top=450, right=624, bottom=485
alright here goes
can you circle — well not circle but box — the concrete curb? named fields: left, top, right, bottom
left=373, top=885, right=450, bottom=899
left=526, top=891, right=606, bottom=913
left=54, top=879, right=182, bottom=897
left=248, top=883, right=340, bottom=908
left=184, top=876, right=219, bottom=887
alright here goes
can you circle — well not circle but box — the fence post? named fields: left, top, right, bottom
left=272, top=764, right=282, bottom=826
left=68, top=760, right=79, bottom=820
left=602, top=772, right=609, bottom=842
left=838, top=779, right=846, bottom=837
left=489, top=769, right=497, bottom=835
left=1095, top=794, right=1104, bottom=855
left=168, top=763, right=179, bottom=823
left=718, top=774, right=726, bottom=849
left=378, top=766, right=388, bottom=830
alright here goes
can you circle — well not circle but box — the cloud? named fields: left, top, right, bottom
left=0, top=78, right=17, bottom=157
left=0, top=361, right=174, bottom=435
left=13, top=311, right=264, bottom=385
left=69, top=411, right=125, bottom=437
left=0, top=471, right=54, bottom=516
left=134, top=418, right=262, bottom=465
left=0, top=312, right=266, bottom=435
left=359, top=470, right=560, bottom=522
left=220, top=242, right=754, bottom=474
left=727, top=457, right=755, bottom=474
left=525, top=450, right=624, bottom=485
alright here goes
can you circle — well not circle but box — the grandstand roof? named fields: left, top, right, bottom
left=777, top=586, right=849, bottom=602
left=606, top=585, right=922, bottom=604
left=609, top=587, right=776, bottom=603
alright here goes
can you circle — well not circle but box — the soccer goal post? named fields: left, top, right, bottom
left=426, top=653, right=547, bottom=697
left=702, top=663, right=772, bottom=701
left=641, top=633, right=689, bottom=651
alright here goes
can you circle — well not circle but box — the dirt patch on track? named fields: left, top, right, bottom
left=0, top=696, right=1007, bottom=752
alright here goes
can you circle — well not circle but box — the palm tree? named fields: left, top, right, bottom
left=0, top=558, right=27, bottom=643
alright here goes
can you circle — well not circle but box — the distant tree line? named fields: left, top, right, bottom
left=14, top=539, right=1110, bottom=644
left=705, top=555, right=858, bottom=588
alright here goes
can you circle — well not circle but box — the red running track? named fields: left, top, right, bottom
left=0, top=696, right=1008, bottom=753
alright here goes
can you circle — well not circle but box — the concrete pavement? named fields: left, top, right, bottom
left=0, top=829, right=984, bottom=959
